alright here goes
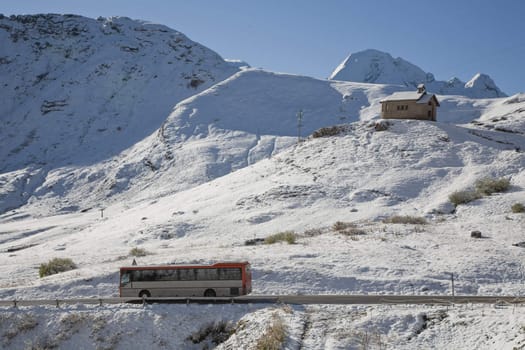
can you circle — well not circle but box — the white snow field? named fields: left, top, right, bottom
left=1, top=14, right=524, bottom=350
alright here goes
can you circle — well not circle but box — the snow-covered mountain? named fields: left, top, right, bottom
left=329, top=49, right=507, bottom=98
left=1, top=15, right=519, bottom=216
left=0, top=14, right=243, bottom=212
left=1, top=14, right=525, bottom=350
left=0, top=14, right=240, bottom=172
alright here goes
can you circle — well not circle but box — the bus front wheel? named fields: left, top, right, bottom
left=139, top=290, right=151, bottom=298
left=204, top=289, right=216, bottom=297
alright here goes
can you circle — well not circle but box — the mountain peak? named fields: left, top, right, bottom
left=465, top=73, right=506, bottom=97
left=329, top=49, right=431, bottom=87
left=329, top=49, right=506, bottom=98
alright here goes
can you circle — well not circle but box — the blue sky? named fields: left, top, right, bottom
left=2, top=0, right=523, bottom=94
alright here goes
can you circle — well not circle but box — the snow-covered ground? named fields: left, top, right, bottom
left=1, top=13, right=524, bottom=350
left=1, top=117, right=524, bottom=349
left=1, top=303, right=524, bottom=349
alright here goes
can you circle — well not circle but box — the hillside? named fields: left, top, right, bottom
left=2, top=62, right=523, bottom=216
left=0, top=15, right=519, bottom=217
left=0, top=119, right=524, bottom=349
left=0, top=14, right=525, bottom=350
left=0, top=14, right=240, bottom=212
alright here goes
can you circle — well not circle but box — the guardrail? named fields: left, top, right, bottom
left=1, top=295, right=524, bottom=308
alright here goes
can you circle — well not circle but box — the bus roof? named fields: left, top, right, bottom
left=119, top=261, right=250, bottom=271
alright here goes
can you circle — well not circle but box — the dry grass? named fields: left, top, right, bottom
left=333, top=221, right=367, bottom=237
left=265, top=231, right=297, bottom=244
left=39, top=257, right=76, bottom=278
left=448, top=190, right=481, bottom=206
left=3, top=314, right=38, bottom=342
left=312, top=125, right=347, bottom=138
left=475, top=177, right=510, bottom=195
left=255, top=314, right=286, bottom=350
left=382, top=215, right=428, bottom=225
left=333, top=221, right=353, bottom=231
left=511, top=203, right=525, bottom=213
left=450, top=177, right=511, bottom=207
left=129, top=247, right=148, bottom=257
left=187, top=320, right=234, bottom=346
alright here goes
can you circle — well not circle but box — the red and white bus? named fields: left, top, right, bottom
left=119, top=261, right=252, bottom=298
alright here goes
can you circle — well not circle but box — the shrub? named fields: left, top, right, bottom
left=312, top=125, right=346, bottom=138
left=265, top=231, right=297, bottom=244
left=475, top=177, right=510, bottom=196
left=303, top=228, right=323, bottom=237
left=3, top=314, right=39, bottom=343
left=333, top=221, right=352, bottom=231
left=39, top=258, right=76, bottom=278
left=374, top=120, right=390, bottom=131
left=449, top=190, right=481, bottom=206
left=332, top=221, right=367, bottom=235
left=187, top=320, right=234, bottom=346
left=383, top=215, right=428, bottom=225
left=449, top=177, right=511, bottom=207
left=256, top=315, right=286, bottom=350
left=511, top=203, right=525, bottom=213
left=342, top=228, right=367, bottom=237
left=129, top=247, right=148, bottom=257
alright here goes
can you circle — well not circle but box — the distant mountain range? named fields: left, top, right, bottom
left=329, top=49, right=507, bottom=98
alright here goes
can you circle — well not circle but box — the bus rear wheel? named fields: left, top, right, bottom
left=204, top=289, right=216, bottom=297
left=139, top=290, right=151, bottom=298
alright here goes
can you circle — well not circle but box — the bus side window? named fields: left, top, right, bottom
left=219, top=268, right=242, bottom=280
left=196, top=268, right=218, bottom=280
left=157, top=269, right=176, bottom=281
left=121, top=273, right=130, bottom=285
left=132, top=270, right=141, bottom=281
left=179, top=268, right=196, bottom=281
left=142, top=270, right=156, bottom=281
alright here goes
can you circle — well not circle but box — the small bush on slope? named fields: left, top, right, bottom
left=332, top=221, right=367, bottom=236
left=449, top=177, right=511, bottom=207
left=255, top=314, right=286, bottom=350
left=39, top=257, right=76, bottom=278
left=129, top=247, right=148, bottom=257
left=3, top=314, right=38, bottom=341
left=333, top=221, right=352, bottom=231
left=449, top=190, right=482, bottom=206
left=511, top=203, right=525, bottom=213
left=382, top=215, right=428, bottom=225
left=312, top=125, right=347, bottom=138
left=187, top=320, right=234, bottom=346
left=265, top=231, right=297, bottom=244
left=475, top=177, right=510, bottom=196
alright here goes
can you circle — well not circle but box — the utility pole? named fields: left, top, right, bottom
left=449, top=273, right=455, bottom=302
left=296, top=109, right=304, bottom=143
left=99, top=208, right=104, bottom=218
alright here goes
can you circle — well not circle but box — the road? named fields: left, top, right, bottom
left=0, top=294, right=524, bottom=307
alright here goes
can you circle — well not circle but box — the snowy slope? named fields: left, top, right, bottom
left=3, top=60, right=521, bottom=216
left=0, top=17, right=519, bottom=216
left=0, top=67, right=386, bottom=214
left=0, top=119, right=524, bottom=349
left=330, top=49, right=507, bottom=98
left=1, top=14, right=525, bottom=350
left=0, top=14, right=240, bottom=211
